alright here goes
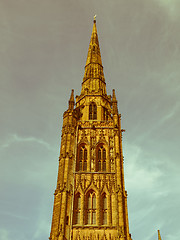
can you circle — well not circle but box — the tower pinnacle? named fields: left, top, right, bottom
left=112, top=89, right=118, bottom=114
left=68, top=89, right=74, bottom=111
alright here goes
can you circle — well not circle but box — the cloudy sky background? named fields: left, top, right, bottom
left=0, top=0, right=180, bottom=240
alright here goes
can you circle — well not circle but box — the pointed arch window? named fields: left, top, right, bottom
left=97, top=145, right=106, bottom=171
left=73, top=193, right=81, bottom=225
left=89, top=102, right=97, bottom=120
left=102, top=194, right=107, bottom=225
left=77, top=145, right=87, bottom=172
left=86, top=192, right=96, bottom=225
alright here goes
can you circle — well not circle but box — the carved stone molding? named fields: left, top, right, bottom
left=78, top=121, right=114, bottom=129
left=74, top=173, right=115, bottom=194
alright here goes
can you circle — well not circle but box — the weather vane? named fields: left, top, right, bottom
left=94, top=15, right=97, bottom=21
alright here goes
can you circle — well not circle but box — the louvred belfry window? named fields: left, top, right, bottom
left=86, top=192, right=96, bottom=225
left=89, top=102, right=97, bottom=120
left=97, top=145, right=106, bottom=171
left=77, top=145, right=87, bottom=171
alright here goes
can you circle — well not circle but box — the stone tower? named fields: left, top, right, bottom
left=49, top=18, right=132, bottom=240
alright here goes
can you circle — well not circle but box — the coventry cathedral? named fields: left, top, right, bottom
left=49, top=18, right=162, bottom=240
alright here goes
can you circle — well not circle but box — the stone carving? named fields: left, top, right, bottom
left=75, top=173, right=115, bottom=194
left=73, top=232, right=118, bottom=240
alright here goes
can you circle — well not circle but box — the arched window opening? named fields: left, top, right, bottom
left=86, top=192, right=96, bottom=225
left=102, top=194, right=107, bottom=225
left=97, top=145, right=106, bottom=172
left=89, top=102, right=97, bottom=120
left=74, top=194, right=81, bottom=225
left=77, top=145, right=88, bottom=172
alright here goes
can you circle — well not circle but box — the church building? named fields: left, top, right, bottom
left=49, top=18, right=160, bottom=240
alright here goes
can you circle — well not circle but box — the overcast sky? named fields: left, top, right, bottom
left=0, top=1, right=180, bottom=240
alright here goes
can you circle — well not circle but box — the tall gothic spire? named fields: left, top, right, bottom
left=84, top=18, right=102, bottom=67
left=81, top=18, right=106, bottom=95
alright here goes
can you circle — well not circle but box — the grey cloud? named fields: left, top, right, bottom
left=0, top=134, right=54, bottom=151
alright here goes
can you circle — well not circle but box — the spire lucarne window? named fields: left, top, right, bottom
left=49, top=18, right=132, bottom=240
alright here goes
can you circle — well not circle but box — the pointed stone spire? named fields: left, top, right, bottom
left=81, top=17, right=106, bottom=95
left=85, top=17, right=102, bottom=67
left=68, top=89, right=74, bottom=111
left=158, top=230, right=162, bottom=240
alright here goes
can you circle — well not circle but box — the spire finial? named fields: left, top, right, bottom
left=94, top=15, right=97, bottom=22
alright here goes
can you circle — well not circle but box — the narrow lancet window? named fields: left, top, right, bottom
left=86, top=192, right=96, bottom=225
left=97, top=145, right=106, bottom=171
left=77, top=145, right=88, bottom=172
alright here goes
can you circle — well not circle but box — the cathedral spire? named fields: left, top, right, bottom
left=81, top=17, right=106, bottom=95
left=84, top=16, right=102, bottom=67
